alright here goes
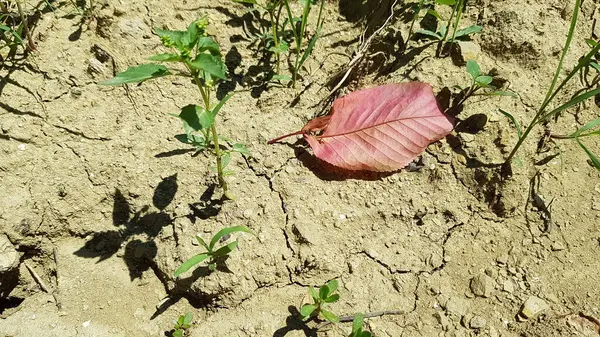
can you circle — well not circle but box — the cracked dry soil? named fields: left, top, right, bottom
left=1, top=0, right=600, bottom=336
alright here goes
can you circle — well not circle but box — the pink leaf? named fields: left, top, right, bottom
left=269, top=83, right=455, bottom=171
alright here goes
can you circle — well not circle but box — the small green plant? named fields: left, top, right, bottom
left=232, top=0, right=289, bottom=75
left=501, top=0, right=600, bottom=171
left=0, top=0, right=34, bottom=56
left=454, top=59, right=515, bottom=105
left=173, top=226, right=252, bottom=277
left=172, top=312, right=193, bottom=337
left=100, top=18, right=249, bottom=199
left=300, top=279, right=340, bottom=322
left=349, top=313, right=372, bottom=337
left=414, top=0, right=481, bottom=56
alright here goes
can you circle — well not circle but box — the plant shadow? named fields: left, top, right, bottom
left=74, top=174, right=178, bottom=280
left=273, top=306, right=318, bottom=337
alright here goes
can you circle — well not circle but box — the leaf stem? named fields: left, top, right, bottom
left=267, top=130, right=305, bottom=144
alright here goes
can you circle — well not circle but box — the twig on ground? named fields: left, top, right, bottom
left=24, top=262, right=50, bottom=293
left=52, top=246, right=63, bottom=310
left=324, top=0, right=398, bottom=99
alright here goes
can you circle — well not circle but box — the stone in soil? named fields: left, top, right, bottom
left=470, top=274, right=495, bottom=298
left=518, top=296, right=550, bottom=320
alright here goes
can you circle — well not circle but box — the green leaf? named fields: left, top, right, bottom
left=100, top=64, right=169, bottom=85
left=154, top=28, right=185, bottom=49
left=540, top=87, right=600, bottom=122
left=436, top=0, right=456, bottom=5
left=453, top=25, right=483, bottom=39
left=475, top=75, right=493, bottom=86
left=415, top=29, right=441, bottom=40
left=148, top=53, right=181, bottom=62
left=197, top=37, right=221, bottom=56
left=320, top=309, right=339, bottom=323
left=177, top=315, right=185, bottom=326
left=297, top=28, right=321, bottom=72
left=569, top=117, right=600, bottom=138
left=190, top=54, right=227, bottom=79
left=173, top=253, right=209, bottom=277
left=212, top=241, right=238, bottom=257
left=352, top=313, right=364, bottom=333
left=183, top=312, right=193, bottom=325
left=326, top=279, right=339, bottom=294
left=273, top=74, right=292, bottom=82
left=300, top=304, right=317, bottom=318
left=183, top=21, right=199, bottom=49
left=590, top=61, right=600, bottom=72
left=269, top=41, right=289, bottom=54
left=577, top=138, right=600, bottom=171
left=175, top=134, right=192, bottom=144
left=173, top=329, right=183, bottom=337
left=499, top=109, right=522, bottom=139
left=323, top=294, right=339, bottom=303
left=195, top=235, right=210, bottom=250
left=209, top=226, right=252, bottom=250
left=221, top=152, right=231, bottom=168
left=232, top=143, right=250, bottom=155
left=212, top=93, right=233, bottom=117
left=309, top=287, right=319, bottom=302
left=426, top=9, right=442, bottom=20
left=466, top=59, right=481, bottom=80
left=319, top=284, right=330, bottom=300
left=361, top=332, right=372, bottom=337
left=178, top=105, right=214, bottom=133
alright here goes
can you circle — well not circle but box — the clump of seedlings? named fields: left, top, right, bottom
left=501, top=0, right=600, bottom=171
left=172, top=312, right=193, bottom=337
left=173, top=226, right=252, bottom=277
left=101, top=18, right=249, bottom=199
left=300, top=279, right=340, bottom=323
left=232, top=0, right=325, bottom=85
left=413, top=0, right=481, bottom=56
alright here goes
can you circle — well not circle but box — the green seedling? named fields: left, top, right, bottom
left=300, top=279, right=340, bottom=323
left=502, top=0, right=600, bottom=171
left=415, top=0, right=481, bottom=56
left=0, top=0, right=34, bottom=55
left=232, top=0, right=289, bottom=75
left=173, top=226, right=252, bottom=277
left=349, top=313, right=372, bottom=337
left=283, top=0, right=325, bottom=85
left=454, top=59, right=515, bottom=106
left=100, top=18, right=249, bottom=199
left=172, top=312, right=193, bottom=337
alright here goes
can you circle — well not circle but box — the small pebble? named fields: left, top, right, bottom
left=518, top=296, right=549, bottom=320
left=470, top=316, right=487, bottom=329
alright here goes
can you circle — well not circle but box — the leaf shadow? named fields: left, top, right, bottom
left=282, top=140, right=396, bottom=181
left=74, top=175, right=178, bottom=280
left=273, top=306, right=318, bottom=337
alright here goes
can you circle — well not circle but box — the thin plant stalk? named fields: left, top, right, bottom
left=405, top=0, right=425, bottom=50
left=449, top=0, right=465, bottom=42
left=435, top=1, right=456, bottom=57
left=504, top=0, right=581, bottom=164
left=188, top=66, right=230, bottom=199
left=269, top=10, right=281, bottom=73
left=16, top=0, right=34, bottom=51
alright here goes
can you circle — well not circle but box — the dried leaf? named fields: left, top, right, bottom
left=269, top=83, right=454, bottom=171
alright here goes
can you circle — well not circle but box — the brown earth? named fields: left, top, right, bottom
left=1, top=0, right=600, bottom=336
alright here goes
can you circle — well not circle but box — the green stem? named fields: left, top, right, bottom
left=191, top=73, right=230, bottom=199
left=269, top=10, right=281, bottom=74
left=16, top=0, right=35, bottom=51
left=406, top=0, right=425, bottom=50
left=450, top=0, right=465, bottom=43
left=436, top=1, right=457, bottom=57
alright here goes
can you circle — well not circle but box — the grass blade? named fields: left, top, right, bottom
left=209, top=226, right=252, bottom=250
left=173, top=253, right=209, bottom=277
left=576, top=138, right=600, bottom=171
left=100, top=64, right=170, bottom=85
left=540, top=87, right=600, bottom=122
left=499, top=109, right=523, bottom=138
left=569, top=117, right=600, bottom=138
